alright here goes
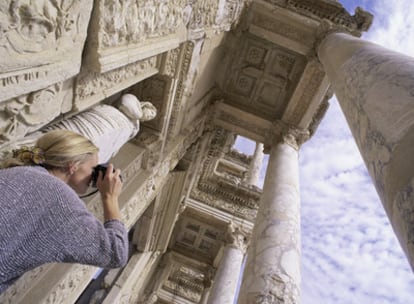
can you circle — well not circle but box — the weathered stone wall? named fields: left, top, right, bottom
left=0, top=0, right=246, bottom=303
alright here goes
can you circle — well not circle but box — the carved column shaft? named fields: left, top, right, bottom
left=318, top=32, right=414, bottom=270
left=238, top=138, right=301, bottom=304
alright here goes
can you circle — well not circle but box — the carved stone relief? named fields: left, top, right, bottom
left=189, top=127, right=261, bottom=220
left=167, top=41, right=195, bottom=141
left=97, top=0, right=185, bottom=49
left=0, top=80, right=72, bottom=148
left=161, top=260, right=206, bottom=302
left=74, top=56, right=159, bottom=111
left=85, top=0, right=186, bottom=72
left=0, top=0, right=93, bottom=101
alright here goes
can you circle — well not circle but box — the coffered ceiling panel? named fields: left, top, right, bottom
left=220, top=33, right=307, bottom=121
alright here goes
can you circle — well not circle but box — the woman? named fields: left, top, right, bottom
left=0, top=130, right=128, bottom=294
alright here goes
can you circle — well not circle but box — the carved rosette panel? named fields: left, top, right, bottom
left=0, top=0, right=93, bottom=101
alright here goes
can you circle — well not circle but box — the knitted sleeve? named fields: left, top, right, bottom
left=49, top=185, right=129, bottom=268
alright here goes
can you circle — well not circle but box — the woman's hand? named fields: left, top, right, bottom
left=96, top=164, right=123, bottom=222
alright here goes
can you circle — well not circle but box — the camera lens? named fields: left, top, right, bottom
left=91, top=165, right=122, bottom=188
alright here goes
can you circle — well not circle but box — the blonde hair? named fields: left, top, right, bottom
left=0, top=130, right=99, bottom=169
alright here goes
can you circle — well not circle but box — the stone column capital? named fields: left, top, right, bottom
left=314, top=20, right=351, bottom=50
left=224, top=222, right=249, bottom=253
left=264, top=120, right=310, bottom=153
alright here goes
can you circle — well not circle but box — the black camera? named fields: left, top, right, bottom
left=91, top=164, right=122, bottom=188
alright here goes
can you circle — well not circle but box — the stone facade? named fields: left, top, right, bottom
left=7, top=1, right=412, bottom=304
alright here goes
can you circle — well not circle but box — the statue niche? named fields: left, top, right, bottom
left=46, top=93, right=157, bottom=163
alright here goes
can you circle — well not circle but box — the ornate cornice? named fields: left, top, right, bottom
left=264, top=0, right=373, bottom=33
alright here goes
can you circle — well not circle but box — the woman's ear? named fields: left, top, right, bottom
left=68, top=162, right=78, bottom=175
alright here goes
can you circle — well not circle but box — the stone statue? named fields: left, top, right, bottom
left=1, top=94, right=157, bottom=163
left=45, top=94, right=157, bottom=163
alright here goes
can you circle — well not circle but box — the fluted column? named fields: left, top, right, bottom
left=238, top=126, right=307, bottom=304
left=207, top=224, right=248, bottom=304
left=245, top=142, right=264, bottom=186
left=317, top=32, right=414, bottom=270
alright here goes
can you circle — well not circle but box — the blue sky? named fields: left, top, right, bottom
left=235, top=0, right=414, bottom=303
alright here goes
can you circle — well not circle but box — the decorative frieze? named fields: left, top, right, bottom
left=167, top=41, right=195, bottom=140
left=0, top=1, right=93, bottom=101
left=160, top=47, right=182, bottom=77
left=97, top=0, right=185, bottom=49
left=74, top=56, right=159, bottom=111
left=85, top=0, right=186, bottom=72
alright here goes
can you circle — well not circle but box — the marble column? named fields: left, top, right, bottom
left=207, top=225, right=247, bottom=304
left=317, top=32, right=414, bottom=270
left=238, top=128, right=303, bottom=304
left=245, top=142, right=264, bottom=186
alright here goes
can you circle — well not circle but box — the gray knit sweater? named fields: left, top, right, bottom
left=0, top=166, right=129, bottom=294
